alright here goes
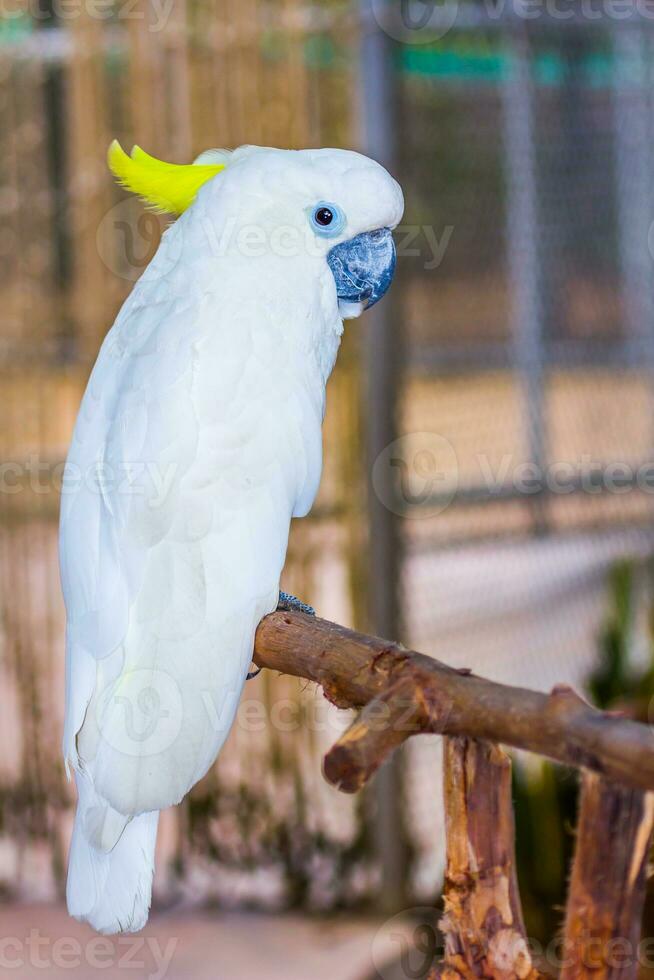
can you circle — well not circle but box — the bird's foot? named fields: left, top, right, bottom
left=277, top=591, right=316, bottom=616
left=247, top=593, right=316, bottom=680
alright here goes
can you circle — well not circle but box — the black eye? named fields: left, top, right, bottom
left=314, top=206, right=334, bottom=227
left=310, top=202, right=345, bottom=236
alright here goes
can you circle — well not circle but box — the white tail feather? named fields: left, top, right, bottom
left=67, top=770, right=159, bottom=934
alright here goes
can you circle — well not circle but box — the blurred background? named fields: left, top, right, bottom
left=1, top=0, right=654, bottom=976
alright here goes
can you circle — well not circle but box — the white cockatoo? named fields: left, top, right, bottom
left=60, top=141, right=403, bottom=934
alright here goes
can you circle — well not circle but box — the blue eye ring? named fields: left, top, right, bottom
left=309, top=201, right=346, bottom=238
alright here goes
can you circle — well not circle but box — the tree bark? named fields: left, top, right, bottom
left=429, top=738, right=544, bottom=980
left=253, top=611, right=654, bottom=793
left=560, top=772, right=654, bottom=980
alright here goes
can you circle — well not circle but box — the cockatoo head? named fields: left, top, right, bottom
left=108, top=142, right=404, bottom=319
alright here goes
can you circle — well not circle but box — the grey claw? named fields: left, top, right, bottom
left=246, top=666, right=261, bottom=681
left=277, top=591, right=316, bottom=616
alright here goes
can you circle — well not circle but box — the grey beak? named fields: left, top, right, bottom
left=327, top=228, right=396, bottom=311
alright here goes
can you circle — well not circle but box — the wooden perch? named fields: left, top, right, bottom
left=560, top=772, right=654, bottom=980
left=253, top=611, right=654, bottom=792
left=256, top=612, right=654, bottom=976
left=431, top=738, right=543, bottom=980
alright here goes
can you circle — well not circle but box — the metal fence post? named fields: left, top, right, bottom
left=613, top=27, right=654, bottom=391
left=502, top=27, right=548, bottom=532
left=358, top=0, right=407, bottom=913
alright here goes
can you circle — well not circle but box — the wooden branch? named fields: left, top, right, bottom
left=323, top=675, right=422, bottom=792
left=560, top=772, right=654, bottom=980
left=253, top=612, right=654, bottom=792
left=430, top=738, right=543, bottom=980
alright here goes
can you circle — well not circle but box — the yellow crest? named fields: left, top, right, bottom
left=107, top=140, right=226, bottom=215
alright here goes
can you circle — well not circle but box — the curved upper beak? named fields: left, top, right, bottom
left=327, top=227, right=396, bottom=318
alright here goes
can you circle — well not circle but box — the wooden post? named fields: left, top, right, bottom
left=560, top=772, right=654, bottom=980
left=429, top=737, right=543, bottom=980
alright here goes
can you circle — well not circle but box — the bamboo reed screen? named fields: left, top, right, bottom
left=0, top=0, right=373, bottom=908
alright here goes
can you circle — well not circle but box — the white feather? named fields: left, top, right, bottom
left=67, top=770, right=159, bottom=934
left=61, top=144, right=404, bottom=933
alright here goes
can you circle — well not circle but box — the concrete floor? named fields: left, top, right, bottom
left=0, top=902, right=410, bottom=980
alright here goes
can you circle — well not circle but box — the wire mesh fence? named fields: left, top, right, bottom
left=391, top=9, right=654, bottom=901
left=0, top=0, right=653, bottom=920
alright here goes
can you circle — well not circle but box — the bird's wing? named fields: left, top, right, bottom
left=60, top=240, right=201, bottom=772
left=61, top=230, right=325, bottom=812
